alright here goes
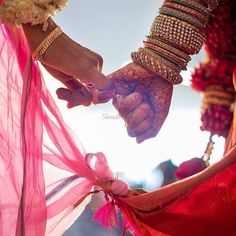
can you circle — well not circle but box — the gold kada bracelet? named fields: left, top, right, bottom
left=32, top=26, right=63, bottom=61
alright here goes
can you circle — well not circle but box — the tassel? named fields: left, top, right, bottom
left=175, top=157, right=208, bottom=179
left=175, top=133, right=215, bottom=179
left=93, top=200, right=119, bottom=229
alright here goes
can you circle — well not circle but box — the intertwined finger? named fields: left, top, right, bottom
left=56, top=86, right=93, bottom=107
left=125, top=103, right=153, bottom=128
left=113, top=92, right=142, bottom=117
left=127, top=116, right=153, bottom=137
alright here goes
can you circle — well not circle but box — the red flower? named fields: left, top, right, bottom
left=175, top=158, right=208, bottom=180
left=200, top=105, right=233, bottom=138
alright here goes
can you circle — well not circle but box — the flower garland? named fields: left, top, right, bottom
left=191, top=0, right=236, bottom=138
left=175, top=0, right=236, bottom=179
left=0, top=0, right=68, bottom=30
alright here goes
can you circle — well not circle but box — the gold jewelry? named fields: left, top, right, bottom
left=168, top=0, right=209, bottom=15
left=144, top=42, right=188, bottom=70
left=151, top=14, right=205, bottom=54
left=145, top=47, right=180, bottom=71
left=131, top=48, right=183, bottom=84
left=145, top=37, right=191, bottom=62
left=160, top=6, right=207, bottom=29
left=163, top=2, right=209, bottom=23
left=32, top=26, right=63, bottom=61
left=131, top=0, right=209, bottom=86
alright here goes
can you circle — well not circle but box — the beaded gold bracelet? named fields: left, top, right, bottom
left=151, top=14, right=205, bottom=54
left=144, top=42, right=188, bottom=70
left=159, top=6, right=207, bottom=30
left=164, top=2, right=209, bottom=23
left=145, top=37, right=191, bottom=62
left=131, top=48, right=183, bottom=84
left=131, top=0, right=209, bottom=85
left=32, top=26, right=63, bottom=61
left=145, top=47, right=181, bottom=71
left=168, top=0, right=209, bottom=15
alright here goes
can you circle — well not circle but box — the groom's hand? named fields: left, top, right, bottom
left=110, top=63, right=173, bottom=143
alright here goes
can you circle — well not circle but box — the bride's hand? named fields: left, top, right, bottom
left=23, top=19, right=113, bottom=107
left=110, top=63, right=173, bottom=143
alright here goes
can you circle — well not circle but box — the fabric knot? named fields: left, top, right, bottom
left=111, top=179, right=129, bottom=197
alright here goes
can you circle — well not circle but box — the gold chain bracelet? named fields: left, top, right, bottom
left=32, top=26, right=63, bottom=61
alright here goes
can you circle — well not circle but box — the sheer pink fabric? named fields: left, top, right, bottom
left=0, top=25, right=47, bottom=236
left=0, top=24, right=116, bottom=235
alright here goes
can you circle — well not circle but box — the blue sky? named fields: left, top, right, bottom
left=55, top=0, right=161, bottom=74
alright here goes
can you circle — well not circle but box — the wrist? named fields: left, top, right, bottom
left=132, top=0, right=211, bottom=85
left=22, top=18, right=58, bottom=53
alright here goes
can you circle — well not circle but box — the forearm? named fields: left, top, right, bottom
left=131, top=0, right=220, bottom=85
left=22, top=18, right=58, bottom=52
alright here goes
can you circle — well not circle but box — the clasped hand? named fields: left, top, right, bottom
left=23, top=21, right=173, bottom=143
left=57, top=62, right=173, bottom=144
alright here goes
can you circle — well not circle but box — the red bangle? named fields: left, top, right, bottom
left=164, top=2, right=209, bottom=23
left=144, top=41, right=188, bottom=70
left=145, top=37, right=191, bottom=62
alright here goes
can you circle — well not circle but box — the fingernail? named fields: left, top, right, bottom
left=136, top=137, right=144, bottom=144
left=67, top=103, right=74, bottom=109
left=98, top=91, right=115, bottom=102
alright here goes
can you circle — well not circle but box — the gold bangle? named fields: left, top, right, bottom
left=144, top=41, right=188, bottom=70
left=163, top=2, right=209, bottom=23
left=168, top=0, right=209, bottom=15
left=151, top=14, right=205, bottom=55
left=131, top=48, right=183, bottom=84
left=32, top=26, right=63, bottom=61
left=159, top=6, right=207, bottom=30
left=145, top=37, right=191, bottom=62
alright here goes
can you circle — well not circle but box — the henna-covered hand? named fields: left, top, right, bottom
left=109, top=63, right=173, bottom=143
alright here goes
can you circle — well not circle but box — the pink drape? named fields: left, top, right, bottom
left=0, top=24, right=113, bottom=236
left=0, top=25, right=46, bottom=236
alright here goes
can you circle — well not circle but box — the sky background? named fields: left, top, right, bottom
left=43, top=0, right=224, bottom=186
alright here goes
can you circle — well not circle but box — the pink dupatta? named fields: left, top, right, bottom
left=0, top=24, right=114, bottom=235
left=0, top=25, right=46, bottom=235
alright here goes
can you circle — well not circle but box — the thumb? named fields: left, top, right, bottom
left=86, top=68, right=113, bottom=91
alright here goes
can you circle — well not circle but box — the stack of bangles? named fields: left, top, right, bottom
left=131, top=0, right=220, bottom=85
